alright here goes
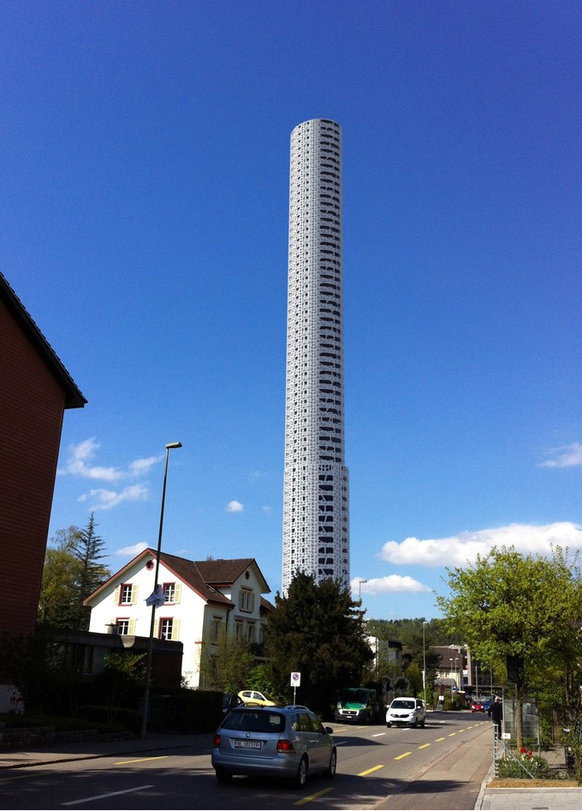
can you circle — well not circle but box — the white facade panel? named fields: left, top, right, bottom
left=282, top=118, right=350, bottom=592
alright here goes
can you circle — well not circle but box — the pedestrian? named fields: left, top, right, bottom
left=488, top=696, right=503, bottom=738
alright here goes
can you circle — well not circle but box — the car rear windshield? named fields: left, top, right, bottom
left=392, top=700, right=415, bottom=709
left=222, top=710, right=285, bottom=733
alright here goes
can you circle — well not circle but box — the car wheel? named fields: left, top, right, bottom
left=292, top=755, right=308, bottom=789
left=325, top=749, right=337, bottom=778
left=215, top=767, right=232, bottom=783
left=420, top=719, right=426, bottom=728
left=412, top=719, right=418, bottom=727
left=386, top=722, right=391, bottom=727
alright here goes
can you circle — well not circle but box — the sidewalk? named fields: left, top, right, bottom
left=475, top=747, right=582, bottom=811
left=0, top=730, right=208, bottom=770
left=1, top=729, right=581, bottom=810
left=476, top=780, right=582, bottom=810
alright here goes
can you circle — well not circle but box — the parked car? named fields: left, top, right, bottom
left=211, top=704, right=337, bottom=787
left=334, top=687, right=381, bottom=724
left=386, top=697, right=426, bottom=728
left=237, top=689, right=281, bottom=707
left=471, top=698, right=485, bottom=713
left=222, top=692, right=243, bottom=715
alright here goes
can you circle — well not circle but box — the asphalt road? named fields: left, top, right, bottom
left=0, top=713, right=493, bottom=810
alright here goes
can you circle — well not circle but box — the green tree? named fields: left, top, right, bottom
left=365, top=617, right=463, bottom=647
left=404, top=661, right=423, bottom=697
left=95, top=651, right=146, bottom=724
left=244, top=663, right=281, bottom=700
left=198, top=628, right=254, bottom=692
left=0, top=626, right=66, bottom=712
left=39, top=515, right=111, bottom=631
left=436, top=545, right=582, bottom=748
left=263, top=573, right=374, bottom=717
left=38, top=543, right=80, bottom=628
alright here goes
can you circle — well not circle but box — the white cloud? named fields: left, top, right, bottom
left=60, top=437, right=122, bottom=481
left=351, top=575, right=431, bottom=595
left=226, top=500, right=244, bottom=513
left=59, top=438, right=161, bottom=482
left=380, top=522, right=582, bottom=568
left=262, top=506, right=273, bottom=516
left=80, top=484, right=149, bottom=511
left=116, top=542, right=148, bottom=557
left=127, top=456, right=161, bottom=477
left=539, top=442, right=582, bottom=468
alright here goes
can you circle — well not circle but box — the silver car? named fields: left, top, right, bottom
left=211, top=704, right=337, bottom=788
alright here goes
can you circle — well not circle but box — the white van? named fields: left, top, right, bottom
left=386, top=697, right=426, bottom=728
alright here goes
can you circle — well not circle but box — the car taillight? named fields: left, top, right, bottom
left=213, top=734, right=221, bottom=746
left=277, top=739, right=295, bottom=753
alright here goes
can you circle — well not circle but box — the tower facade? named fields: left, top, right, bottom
left=282, top=118, right=350, bottom=593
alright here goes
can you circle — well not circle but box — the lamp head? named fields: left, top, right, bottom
left=166, top=442, right=182, bottom=449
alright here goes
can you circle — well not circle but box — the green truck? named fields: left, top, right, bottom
left=334, top=687, right=381, bottom=724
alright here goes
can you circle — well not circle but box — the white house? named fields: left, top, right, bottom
left=84, top=549, right=272, bottom=688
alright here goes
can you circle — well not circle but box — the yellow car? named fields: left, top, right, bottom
left=237, top=689, right=281, bottom=707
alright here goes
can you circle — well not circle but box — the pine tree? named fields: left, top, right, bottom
left=39, top=515, right=111, bottom=631
left=71, top=513, right=111, bottom=630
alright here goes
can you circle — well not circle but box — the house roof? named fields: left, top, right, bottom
left=260, top=596, right=275, bottom=614
left=433, top=645, right=465, bottom=667
left=84, top=549, right=271, bottom=606
left=0, top=271, right=87, bottom=409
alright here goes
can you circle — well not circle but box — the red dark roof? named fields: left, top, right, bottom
left=0, top=271, right=86, bottom=409
left=84, top=550, right=270, bottom=605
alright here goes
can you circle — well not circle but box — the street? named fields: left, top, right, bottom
left=0, top=713, right=493, bottom=810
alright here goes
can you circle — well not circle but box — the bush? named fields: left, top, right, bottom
left=152, top=689, right=223, bottom=733
left=77, top=705, right=140, bottom=734
left=498, top=749, right=550, bottom=779
left=0, top=711, right=119, bottom=733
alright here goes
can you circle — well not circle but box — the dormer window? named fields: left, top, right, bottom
left=239, top=589, right=254, bottom=612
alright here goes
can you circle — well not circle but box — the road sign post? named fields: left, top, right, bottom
left=290, top=672, right=301, bottom=704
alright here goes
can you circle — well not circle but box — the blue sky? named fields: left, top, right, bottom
left=2, top=1, right=581, bottom=621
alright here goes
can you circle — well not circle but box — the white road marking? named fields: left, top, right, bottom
left=62, top=784, right=154, bottom=806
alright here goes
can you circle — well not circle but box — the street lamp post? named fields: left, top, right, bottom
left=422, top=621, right=427, bottom=707
left=140, top=441, right=182, bottom=739
left=357, top=579, right=367, bottom=603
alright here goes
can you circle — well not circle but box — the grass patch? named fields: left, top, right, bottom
left=489, top=778, right=579, bottom=788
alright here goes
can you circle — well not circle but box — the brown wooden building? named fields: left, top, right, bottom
left=0, top=271, right=86, bottom=639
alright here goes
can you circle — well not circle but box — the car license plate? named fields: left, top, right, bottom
left=234, top=739, right=262, bottom=749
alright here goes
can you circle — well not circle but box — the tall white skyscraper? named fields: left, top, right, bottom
left=282, top=118, right=350, bottom=593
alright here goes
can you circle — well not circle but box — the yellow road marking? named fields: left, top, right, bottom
left=294, top=787, right=334, bottom=805
left=448, top=732, right=457, bottom=737
left=435, top=736, right=446, bottom=741
left=114, top=756, right=168, bottom=765
left=358, top=764, right=384, bottom=776
left=394, top=752, right=411, bottom=760
left=0, top=773, right=30, bottom=783
left=418, top=743, right=431, bottom=749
